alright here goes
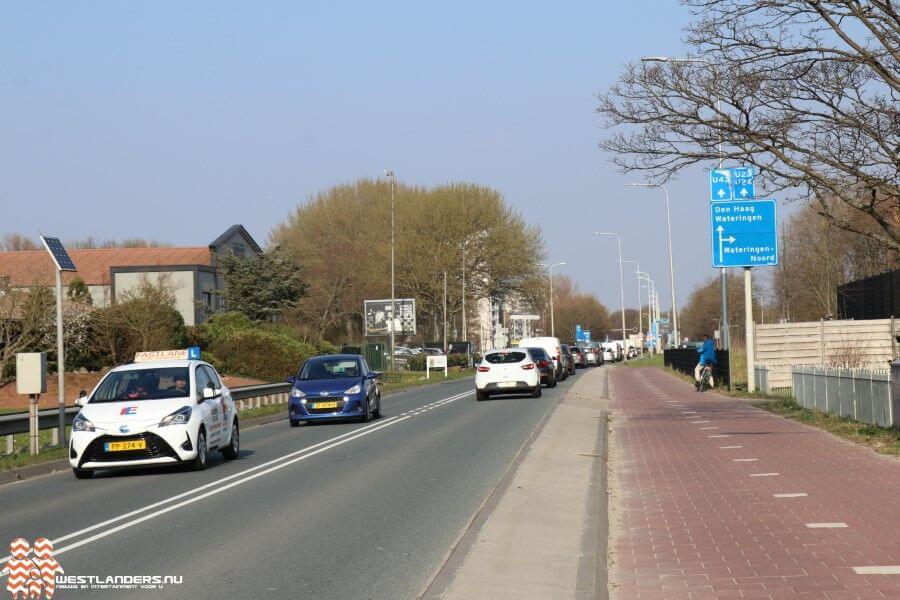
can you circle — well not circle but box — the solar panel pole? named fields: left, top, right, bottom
left=54, top=268, right=66, bottom=447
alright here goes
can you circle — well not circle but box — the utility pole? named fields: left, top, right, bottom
left=745, top=267, right=755, bottom=392
left=461, top=241, right=466, bottom=343
left=624, top=260, right=642, bottom=354
left=594, top=232, right=628, bottom=362
left=383, top=170, right=397, bottom=371
left=443, top=271, right=448, bottom=353
left=542, top=261, right=566, bottom=338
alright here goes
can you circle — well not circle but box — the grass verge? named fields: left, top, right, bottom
left=624, top=353, right=663, bottom=368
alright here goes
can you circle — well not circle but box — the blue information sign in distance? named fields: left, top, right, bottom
left=730, top=166, right=755, bottom=199
left=710, top=200, right=778, bottom=267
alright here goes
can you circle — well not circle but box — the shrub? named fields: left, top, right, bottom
left=209, top=329, right=316, bottom=381
left=406, top=354, right=425, bottom=371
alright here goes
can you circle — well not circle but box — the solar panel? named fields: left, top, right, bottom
left=40, top=236, right=77, bottom=272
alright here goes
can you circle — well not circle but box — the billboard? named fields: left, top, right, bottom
left=364, top=298, right=416, bottom=336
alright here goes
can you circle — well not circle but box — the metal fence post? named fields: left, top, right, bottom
left=890, top=359, right=899, bottom=427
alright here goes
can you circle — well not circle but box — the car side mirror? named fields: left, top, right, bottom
left=286, top=376, right=296, bottom=384
left=75, top=392, right=88, bottom=407
left=201, top=387, right=221, bottom=401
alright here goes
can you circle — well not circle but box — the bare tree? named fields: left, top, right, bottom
left=1, top=233, right=39, bottom=251
left=597, top=0, right=899, bottom=250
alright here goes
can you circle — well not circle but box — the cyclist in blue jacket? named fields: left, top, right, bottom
left=694, top=335, right=717, bottom=388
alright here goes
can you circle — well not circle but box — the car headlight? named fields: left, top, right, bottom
left=344, top=383, right=361, bottom=394
left=72, top=413, right=95, bottom=432
left=159, top=406, right=192, bottom=427
left=290, top=388, right=306, bottom=398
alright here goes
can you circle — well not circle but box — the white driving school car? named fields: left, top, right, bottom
left=474, top=348, right=542, bottom=401
left=69, top=351, right=239, bottom=479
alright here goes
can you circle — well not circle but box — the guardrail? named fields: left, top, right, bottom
left=1, top=382, right=293, bottom=455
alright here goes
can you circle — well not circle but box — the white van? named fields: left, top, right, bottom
left=518, top=337, right=563, bottom=379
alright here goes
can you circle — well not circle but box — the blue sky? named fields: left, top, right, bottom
left=0, top=1, right=770, bottom=311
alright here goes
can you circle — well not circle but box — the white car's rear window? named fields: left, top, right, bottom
left=485, top=351, right=527, bottom=364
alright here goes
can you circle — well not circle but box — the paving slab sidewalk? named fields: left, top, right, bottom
left=608, top=367, right=900, bottom=600
left=428, top=367, right=610, bottom=600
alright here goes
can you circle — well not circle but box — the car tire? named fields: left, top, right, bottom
left=531, top=385, right=542, bottom=398
left=548, top=375, right=557, bottom=388
left=72, top=468, right=93, bottom=479
left=372, top=395, right=382, bottom=418
left=361, top=398, right=371, bottom=423
left=290, top=419, right=301, bottom=427
left=191, top=429, right=208, bottom=472
left=476, top=389, right=489, bottom=401
left=222, top=421, right=239, bottom=460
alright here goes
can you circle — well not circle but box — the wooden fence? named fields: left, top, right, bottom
left=754, top=318, right=897, bottom=391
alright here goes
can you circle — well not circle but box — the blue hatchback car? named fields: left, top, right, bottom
left=287, top=354, right=382, bottom=426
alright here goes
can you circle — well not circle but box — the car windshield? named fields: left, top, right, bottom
left=91, top=367, right=191, bottom=403
left=299, top=359, right=360, bottom=380
left=485, top=351, right=527, bottom=364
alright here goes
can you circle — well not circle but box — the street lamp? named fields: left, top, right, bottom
left=541, top=261, right=566, bottom=337
left=593, top=232, right=628, bottom=362
left=383, top=169, right=396, bottom=371
left=623, top=260, right=642, bottom=354
left=625, top=182, right=679, bottom=347
left=640, top=54, right=728, bottom=351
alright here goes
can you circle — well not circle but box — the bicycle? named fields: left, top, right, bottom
left=696, top=364, right=713, bottom=392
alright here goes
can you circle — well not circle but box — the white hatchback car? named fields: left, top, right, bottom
left=475, top=348, right=542, bottom=401
left=69, top=358, right=239, bottom=479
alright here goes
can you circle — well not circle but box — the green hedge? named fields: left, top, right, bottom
left=209, top=329, right=316, bottom=382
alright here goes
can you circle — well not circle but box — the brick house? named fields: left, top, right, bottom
left=0, top=225, right=261, bottom=326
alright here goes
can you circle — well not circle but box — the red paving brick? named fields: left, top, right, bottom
left=609, top=367, right=900, bottom=600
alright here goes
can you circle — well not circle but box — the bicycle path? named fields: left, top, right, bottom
left=608, top=367, right=900, bottom=599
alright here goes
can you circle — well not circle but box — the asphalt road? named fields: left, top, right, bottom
left=0, top=371, right=585, bottom=600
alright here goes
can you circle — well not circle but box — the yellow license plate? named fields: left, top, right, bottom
left=104, top=440, right=146, bottom=452
left=313, top=401, right=339, bottom=410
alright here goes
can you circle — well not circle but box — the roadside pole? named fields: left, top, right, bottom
left=744, top=267, right=756, bottom=392
left=443, top=271, right=448, bottom=353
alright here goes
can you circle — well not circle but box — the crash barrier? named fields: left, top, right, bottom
left=0, top=382, right=292, bottom=455
left=792, top=365, right=895, bottom=427
left=663, top=349, right=731, bottom=389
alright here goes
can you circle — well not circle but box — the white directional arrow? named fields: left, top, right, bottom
left=717, top=188, right=726, bottom=198
left=739, top=187, right=749, bottom=197
left=716, top=225, right=737, bottom=263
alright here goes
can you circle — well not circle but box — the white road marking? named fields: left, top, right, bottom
left=773, top=493, right=808, bottom=498
left=719, top=446, right=742, bottom=449
left=691, top=421, right=710, bottom=424
left=852, top=566, right=900, bottom=575
left=806, top=523, right=848, bottom=528
left=733, top=458, right=758, bottom=462
left=750, top=472, right=779, bottom=477
left=0, top=389, right=473, bottom=574
left=699, top=427, right=719, bottom=430
left=708, top=434, right=730, bottom=438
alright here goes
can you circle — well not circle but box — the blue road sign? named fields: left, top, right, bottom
left=576, top=325, right=585, bottom=341
left=710, top=166, right=757, bottom=201
left=584, top=330, right=591, bottom=342
left=709, top=169, right=732, bottom=201
left=710, top=199, right=778, bottom=267
left=731, top=166, right=755, bottom=199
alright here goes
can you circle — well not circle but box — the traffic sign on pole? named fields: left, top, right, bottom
left=710, top=199, right=778, bottom=267
left=709, top=169, right=732, bottom=201
left=710, top=166, right=757, bottom=201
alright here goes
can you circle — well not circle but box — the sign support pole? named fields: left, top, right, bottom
left=744, top=267, right=756, bottom=393
left=55, top=269, right=66, bottom=447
